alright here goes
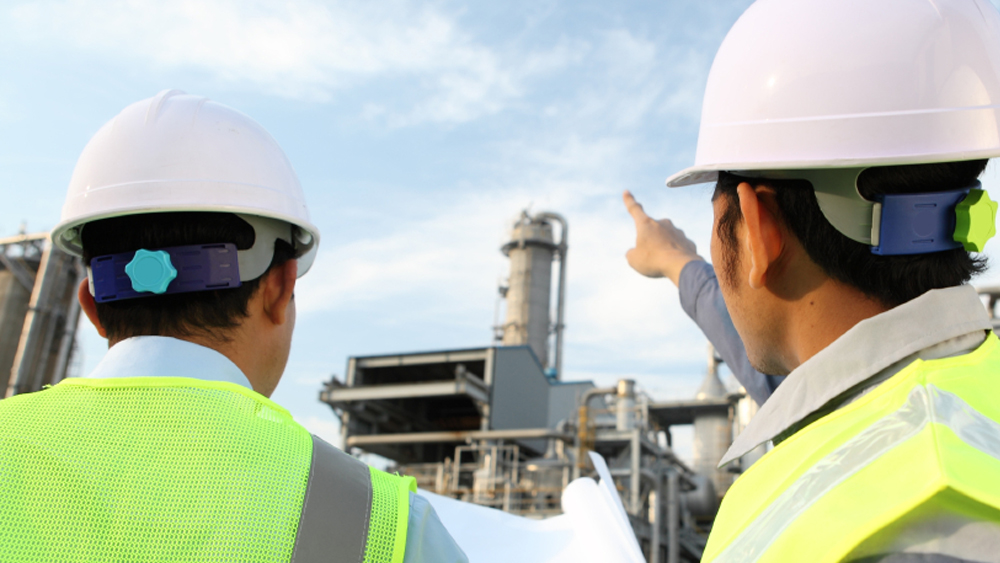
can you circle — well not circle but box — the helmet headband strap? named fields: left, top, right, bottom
left=736, top=168, right=875, bottom=245
left=733, top=168, right=983, bottom=255
left=237, top=214, right=291, bottom=281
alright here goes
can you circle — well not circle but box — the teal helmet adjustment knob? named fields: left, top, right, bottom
left=124, top=249, right=178, bottom=294
left=954, top=189, right=998, bottom=253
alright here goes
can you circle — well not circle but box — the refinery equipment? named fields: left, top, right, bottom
left=321, top=210, right=761, bottom=563
left=498, top=211, right=567, bottom=376
left=0, top=232, right=84, bottom=397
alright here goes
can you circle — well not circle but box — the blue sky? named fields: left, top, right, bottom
left=4, top=0, right=1000, bottom=461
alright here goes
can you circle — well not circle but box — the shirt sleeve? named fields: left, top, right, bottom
left=677, top=260, right=781, bottom=405
left=402, top=491, right=469, bottom=563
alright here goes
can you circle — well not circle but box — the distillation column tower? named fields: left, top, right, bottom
left=499, top=211, right=567, bottom=377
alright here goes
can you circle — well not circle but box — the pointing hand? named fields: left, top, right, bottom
left=623, top=190, right=704, bottom=286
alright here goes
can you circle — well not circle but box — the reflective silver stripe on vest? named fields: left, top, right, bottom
left=714, top=384, right=1000, bottom=563
left=291, top=435, right=373, bottom=563
left=927, top=385, right=1000, bottom=462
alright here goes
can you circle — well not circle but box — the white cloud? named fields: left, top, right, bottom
left=298, top=415, right=343, bottom=448
left=5, top=0, right=580, bottom=125
left=11, top=0, right=455, bottom=77
left=4, top=1, right=714, bottom=131
left=519, top=28, right=710, bottom=137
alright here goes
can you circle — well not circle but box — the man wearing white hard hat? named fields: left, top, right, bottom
left=0, top=90, right=467, bottom=562
left=625, top=0, right=1000, bottom=561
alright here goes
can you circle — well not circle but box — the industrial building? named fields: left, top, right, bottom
left=321, top=211, right=762, bottom=563
left=0, top=232, right=83, bottom=397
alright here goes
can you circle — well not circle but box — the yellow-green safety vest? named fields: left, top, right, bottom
left=704, top=332, right=1000, bottom=562
left=0, top=376, right=415, bottom=563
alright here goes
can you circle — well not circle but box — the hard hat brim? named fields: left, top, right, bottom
left=665, top=167, right=720, bottom=188
left=666, top=146, right=1000, bottom=189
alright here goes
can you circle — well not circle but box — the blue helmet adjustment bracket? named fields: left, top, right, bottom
left=871, top=185, right=975, bottom=256
left=91, top=243, right=241, bottom=303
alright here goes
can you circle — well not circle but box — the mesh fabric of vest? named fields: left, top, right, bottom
left=0, top=377, right=311, bottom=562
left=364, top=467, right=416, bottom=563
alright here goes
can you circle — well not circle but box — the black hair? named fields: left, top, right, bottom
left=713, top=160, right=989, bottom=307
left=81, top=212, right=295, bottom=342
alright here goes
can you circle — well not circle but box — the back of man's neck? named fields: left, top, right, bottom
left=782, top=279, right=890, bottom=371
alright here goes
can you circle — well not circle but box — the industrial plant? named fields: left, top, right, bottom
left=319, top=210, right=763, bottom=563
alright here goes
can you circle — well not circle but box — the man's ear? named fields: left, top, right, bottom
left=736, top=182, right=784, bottom=289
left=260, top=259, right=297, bottom=326
left=78, top=279, right=107, bottom=338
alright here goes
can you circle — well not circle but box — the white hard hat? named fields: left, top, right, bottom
left=52, top=89, right=320, bottom=281
left=667, top=0, right=1000, bottom=189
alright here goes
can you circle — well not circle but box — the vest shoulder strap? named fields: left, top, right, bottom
left=292, top=436, right=416, bottom=563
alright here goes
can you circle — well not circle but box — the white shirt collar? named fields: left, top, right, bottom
left=84, top=335, right=254, bottom=391
left=721, top=284, right=992, bottom=465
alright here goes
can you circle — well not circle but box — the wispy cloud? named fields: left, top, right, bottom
left=5, top=0, right=578, bottom=125
left=4, top=0, right=721, bottom=130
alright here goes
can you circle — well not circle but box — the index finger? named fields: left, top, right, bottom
left=623, top=190, right=650, bottom=223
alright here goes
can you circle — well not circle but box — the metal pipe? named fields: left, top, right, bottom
left=667, top=469, right=679, bottom=563
left=630, top=429, right=641, bottom=516
left=536, top=212, right=567, bottom=379
left=347, top=427, right=574, bottom=446
left=650, top=471, right=663, bottom=563
left=581, top=386, right=617, bottom=409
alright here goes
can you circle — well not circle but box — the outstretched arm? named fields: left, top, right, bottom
left=623, top=191, right=780, bottom=405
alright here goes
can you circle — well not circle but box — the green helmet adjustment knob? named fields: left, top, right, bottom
left=954, top=189, right=998, bottom=253
left=125, top=249, right=178, bottom=294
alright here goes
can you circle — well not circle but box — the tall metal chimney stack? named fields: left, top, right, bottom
left=499, top=211, right=567, bottom=377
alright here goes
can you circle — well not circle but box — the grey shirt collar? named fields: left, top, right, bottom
left=720, top=284, right=992, bottom=466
